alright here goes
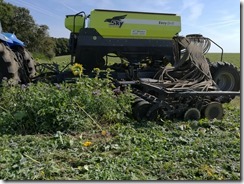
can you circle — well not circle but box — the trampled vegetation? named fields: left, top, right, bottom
left=0, top=53, right=241, bottom=180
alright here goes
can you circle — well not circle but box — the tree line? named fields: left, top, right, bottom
left=0, top=0, right=70, bottom=59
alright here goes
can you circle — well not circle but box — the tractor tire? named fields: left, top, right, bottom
left=0, top=43, right=20, bottom=84
left=11, top=47, right=36, bottom=83
left=210, top=61, right=240, bottom=91
left=23, top=48, right=36, bottom=78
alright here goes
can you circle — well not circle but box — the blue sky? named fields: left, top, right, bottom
left=4, top=0, right=241, bottom=52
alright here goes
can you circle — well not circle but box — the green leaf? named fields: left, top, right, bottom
left=13, top=111, right=28, bottom=120
left=84, top=165, right=89, bottom=171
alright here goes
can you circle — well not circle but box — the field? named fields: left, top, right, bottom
left=0, top=53, right=240, bottom=180
left=51, top=52, right=241, bottom=69
left=206, top=53, right=240, bottom=68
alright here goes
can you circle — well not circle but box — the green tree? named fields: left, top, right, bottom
left=42, top=37, right=56, bottom=60
left=54, top=38, right=70, bottom=56
left=34, top=25, right=56, bottom=59
left=0, top=0, right=56, bottom=59
left=8, top=7, right=37, bottom=50
left=0, top=0, right=14, bottom=30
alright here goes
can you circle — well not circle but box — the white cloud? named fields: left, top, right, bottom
left=6, top=0, right=62, bottom=19
left=79, top=0, right=118, bottom=10
left=187, top=21, right=240, bottom=53
left=57, top=0, right=172, bottom=14
left=181, top=0, right=204, bottom=21
left=61, top=2, right=79, bottom=13
left=122, top=0, right=171, bottom=13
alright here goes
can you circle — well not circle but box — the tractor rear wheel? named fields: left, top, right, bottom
left=23, top=48, right=36, bottom=78
left=210, top=61, right=240, bottom=91
left=0, top=43, right=20, bottom=84
left=12, top=46, right=36, bottom=83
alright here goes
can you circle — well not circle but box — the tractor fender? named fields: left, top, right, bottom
left=2, top=32, right=25, bottom=47
left=0, top=33, right=13, bottom=44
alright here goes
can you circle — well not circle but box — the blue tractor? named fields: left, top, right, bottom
left=0, top=22, right=36, bottom=84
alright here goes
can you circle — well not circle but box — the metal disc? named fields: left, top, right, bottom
left=132, top=100, right=151, bottom=121
left=132, top=97, right=144, bottom=108
left=204, top=102, right=223, bottom=120
left=184, top=108, right=201, bottom=120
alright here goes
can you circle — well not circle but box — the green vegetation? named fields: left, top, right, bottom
left=206, top=53, right=240, bottom=68
left=0, top=0, right=69, bottom=60
left=0, top=77, right=132, bottom=134
left=0, top=113, right=240, bottom=180
left=54, top=38, right=70, bottom=57
left=0, top=0, right=240, bottom=180
left=50, top=55, right=72, bottom=69
left=0, top=53, right=240, bottom=180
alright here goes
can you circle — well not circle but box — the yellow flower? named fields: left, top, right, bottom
left=101, top=130, right=107, bottom=136
left=83, top=141, right=92, bottom=147
left=71, top=63, right=83, bottom=76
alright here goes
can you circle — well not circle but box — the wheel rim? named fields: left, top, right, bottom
left=204, top=102, right=223, bottom=120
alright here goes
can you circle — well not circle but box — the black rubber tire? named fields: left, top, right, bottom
left=204, top=102, right=223, bottom=120
left=184, top=108, right=201, bottom=120
left=23, top=48, right=36, bottom=78
left=210, top=61, right=240, bottom=91
left=0, top=43, right=20, bottom=84
left=11, top=47, right=36, bottom=83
